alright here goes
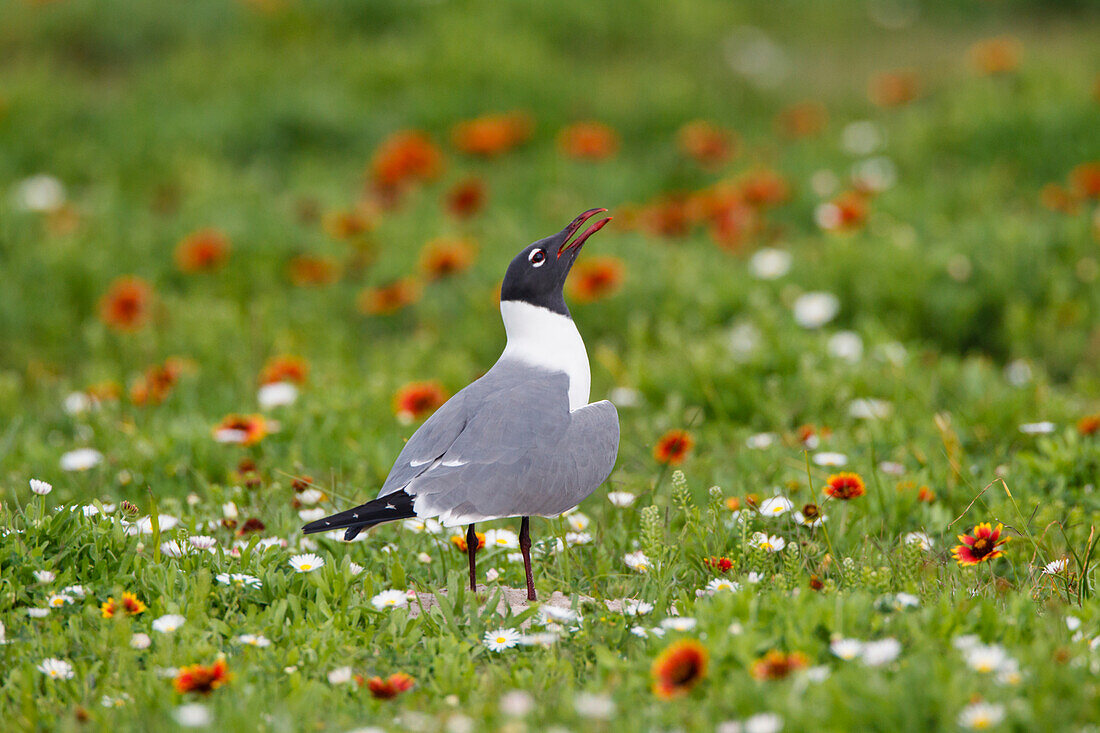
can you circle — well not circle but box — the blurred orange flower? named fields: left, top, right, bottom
left=175, top=659, right=232, bottom=695
left=1078, top=414, right=1100, bottom=436
left=817, top=190, right=868, bottom=232
left=740, top=169, right=791, bottom=208
left=677, top=120, right=737, bottom=169
left=450, top=531, right=486, bottom=552
left=287, top=255, right=340, bottom=287
left=99, top=276, right=153, bottom=332
left=825, top=472, right=866, bottom=500
left=370, top=130, right=443, bottom=191
left=654, top=429, right=694, bottom=465
left=213, top=414, right=269, bottom=446
left=323, top=208, right=375, bottom=240
left=175, top=228, right=230, bottom=273
left=450, top=111, right=533, bottom=157
left=366, top=672, right=416, bottom=699
left=1069, top=162, right=1100, bottom=200
left=708, top=200, right=757, bottom=253
left=445, top=177, right=487, bottom=219
left=1040, top=183, right=1080, bottom=214
left=419, top=238, right=477, bottom=280
left=394, top=381, right=448, bottom=422
left=970, top=37, right=1020, bottom=75
left=358, top=278, right=421, bottom=315
left=567, top=256, right=624, bottom=303
left=750, top=650, right=808, bottom=680
left=869, top=70, right=921, bottom=108
left=130, top=359, right=185, bottom=406
left=776, top=101, right=827, bottom=139
left=652, top=639, right=708, bottom=698
left=558, top=121, right=619, bottom=161
left=259, top=355, right=309, bottom=385
left=638, top=196, right=692, bottom=238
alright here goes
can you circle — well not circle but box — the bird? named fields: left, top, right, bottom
left=303, top=208, right=620, bottom=601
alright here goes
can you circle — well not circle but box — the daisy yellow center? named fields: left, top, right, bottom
left=495, top=636, right=507, bottom=644
left=300, top=563, right=312, bottom=570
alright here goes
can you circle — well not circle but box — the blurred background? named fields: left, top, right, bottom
left=1, top=0, right=1099, bottom=486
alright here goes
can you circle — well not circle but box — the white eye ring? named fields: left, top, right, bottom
left=528, top=249, right=546, bottom=267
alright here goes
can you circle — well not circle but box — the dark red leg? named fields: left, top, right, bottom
left=466, top=523, right=477, bottom=591
left=519, top=516, right=536, bottom=601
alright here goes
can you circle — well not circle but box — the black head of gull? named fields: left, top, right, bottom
left=500, top=208, right=611, bottom=316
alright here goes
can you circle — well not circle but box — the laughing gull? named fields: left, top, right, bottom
left=303, top=208, right=620, bottom=600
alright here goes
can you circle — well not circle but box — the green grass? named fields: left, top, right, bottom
left=2, top=0, right=1100, bottom=730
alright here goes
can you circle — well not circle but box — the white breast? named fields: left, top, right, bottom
left=498, top=300, right=591, bottom=410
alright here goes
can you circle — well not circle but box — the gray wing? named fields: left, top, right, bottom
left=407, top=373, right=619, bottom=526
left=376, top=388, right=469, bottom=498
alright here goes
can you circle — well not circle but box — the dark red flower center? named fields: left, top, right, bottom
left=971, top=537, right=992, bottom=557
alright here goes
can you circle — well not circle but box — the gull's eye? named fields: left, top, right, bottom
left=528, top=249, right=546, bottom=267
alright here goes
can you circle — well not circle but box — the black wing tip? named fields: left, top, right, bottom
left=299, top=491, right=417, bottom=537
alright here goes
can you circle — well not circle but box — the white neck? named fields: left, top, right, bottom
left=498, top=300, right=591, bottom=411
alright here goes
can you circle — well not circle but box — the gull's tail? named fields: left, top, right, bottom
left=301, top=490, right=416, bottom=541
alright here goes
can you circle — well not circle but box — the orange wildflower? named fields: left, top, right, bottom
left=558, top=121, right=619, bottom=161
left=369, top=130, right=443, bottom=192
left=1069, top=162, right=1100, bottom=200
left=750, top=650, right=808, bottom=680
left=824, top=473, right=866, bottom=501
left=366, top=672, right=416, bottom=699
left=1078, top=414, right=1100, bottom=436
left=868, top=70, right=920, bottom=108
left=130, top=360, right=183, bottom=406
left=287, top=255, right=340, bottom=287
left=638, top=196, right=692, bottom=238
left=703, top=556, right=734, bottom=573
left=567, top=256, right=624, bottom=303
left=445, top=177, right=487, bottom=219
left=101, top=591, right=146, bottom=619
left=358, top=278, right=421, bottom=315
left=394, top=381, right=448, bottom=422
left=708, top=200, right=757, bottom=253
left=677, top=120, right=737, bottom=169
left=236, top=517, right=266, bottom=536
left=175, top=658, right=232, bottom=695
left=724, top=496, right=741, bottom=511
left=817, top=190, right=868, bottom=232
left=652, top=639, right=708, bottom=699
left=323, top=209, right=374, bottom=240
left=174, top=229, right=230, bottom=273
left=776, top=101, right=827, bottom=139
left=450, top=111, right=533, bottom=157
left=952, top=522, right=1010, bottom=566
left=917, top=485, right=936, bottom=503
left=970, top=37, right=1020, bottom=76
left=99, top=276, right=153, bottom=332
left=450, top=532, right=486, bottom=552
left=419, top=238, right=477, bottom=280
left=1040, top=183, right=1080, bottom=214
left=86, top=381, right=122, bottom=403
left=212, top=414, right=269, bottom=446
left=654, top=429, right=694, bottom=465
left=740, top=169, right=791, bottom=208
left=259, top=355, right=309, bottom=385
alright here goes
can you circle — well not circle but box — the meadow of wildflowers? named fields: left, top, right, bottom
left=2, top=0, right=1100, bottom=730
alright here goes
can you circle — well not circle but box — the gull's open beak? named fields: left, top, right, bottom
left=557, top=208, right=612, bottom=258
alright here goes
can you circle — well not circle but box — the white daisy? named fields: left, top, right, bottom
left=705, top=578, right=741, bottom=594
left=63, top=391, right=92, bottom=415
left=745, top=432, right=777, bottom=449
left=298, top=508, right=326, bottom=522
left=188, top=535, right=218, bottom=551
left=327, top=666, right=353, bottom=685
left=904, top=532, right=934, bottom=551
left=59, top=448, right=103, bottom=471
left=38, top=658, right=74, bottom=679
left=160, top=540, right=191, bottom=558
left=27, top=608, right=50, bottom=618
left=830, top=638, right=863, bottom=660
left=540, top=606, right=580, bottom=624
left=349, top=562, right=365, bottom=576
left=573, top=693, right=615, bottom=721
left=236, top=634, right=272, bottom=647
left=215, top=572, right=262, bottom=588
left=288, top=553, right=324, bottom=573
left=297, top=488, right=324, bottom=506
left=566, top=513, right=590, bottom=532
left=81, top=505, right=100, bottom=517
left=47, top=594, right=73, bottom=608
left=812, top=451, right=848, bottom=467
left=125, top=514, right=180, bottom=536
left=624, top=551, right=651, bottom=573
left=173, top=703, right=212, bottom=728
left=828, top=331, right=864, bottom=362
left=62, top=584, right=86, bottom=597
left=30, top=479, right=52, bottom=496
left=483, top=628, right=522, bottom=651
left=14, top=174, right=66, bottom=212
left=878, top=461, right=906, bottom=475
left=860, top=638, right=901, bottom=666
left=792, top=510, right=827, bottom=528
left=848, top=398, right=892, bottom=420
left=484, top=528, right=519, bottom=549
left=659, top=617, right=697, bottom=632
left=416, top=552, right=432, bottom=563
left=499, top=690, right=535, bottom=717
left=608, top=386, right=641, bottom=407
left=745, top=572, right=764, bottom=583
left=1042, top=558, right=1068, bottom=575
left=758, top=496, right=792, bottom=517
left=402, top=518, right=443, bottom=534
left=152, top=614, right=186, bottom=633
left=130, top=633, right=152, bottom=649
left=613, top=599, right=654, bottom=616
left=965, top=644, right=1009, bottom=674
left=957, top=702, right=1005, bottom=730
left=607, top=491, right=636, bottom=507
left=748, top=247, right=792, bottom=280
left=371, top=590, right=408, bottom=610
left=749, top=532, right=786, bottom=552
left=1019, top=421, right=1056, bottom=435
left=792, top=292, right=839, bottom=329
left=33, top=570, right=56, bottom=583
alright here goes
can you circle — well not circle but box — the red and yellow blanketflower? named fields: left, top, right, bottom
left=365, top=672, right=416, bottom=699
left=450, top=532, right=486, bottom=553
left=175, top=658, right=232, bottom=695
left=676, top=120, right=737, bottom=169
left=175, top=228, right=230, bottom=273
left=130, top=359, right=184, bottom=406
left=1079, top=414, right=1100, bottom=436
left=99, top=276, right=153, bottom=332
left=952, top=522, right=1010, bottom=566
left=750, top=650, right=809, bottom=681
left=369, top=130, right=443, bottom=193
left=212, top=414, right=270, bottom=446
left=101, top=592, right=146, bottom=619
left=567, top=256, right=625, bottom=303
left=824, top=472, right=866, bottom=501
left=654, top=430, right=694, bottom=465
left=450, top=111, right=533, bottom=157
left=652, top=639, right=708, bottom=699
left=259, top=355, right=309, bottom=386
left=703, top=556, right=734, bottom=573
left=393, top=381, right=448, bottom=423
left=445, top=177, right=487, bottom=219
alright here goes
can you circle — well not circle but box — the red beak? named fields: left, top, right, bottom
left=557, top=208, right=612, bottom=258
